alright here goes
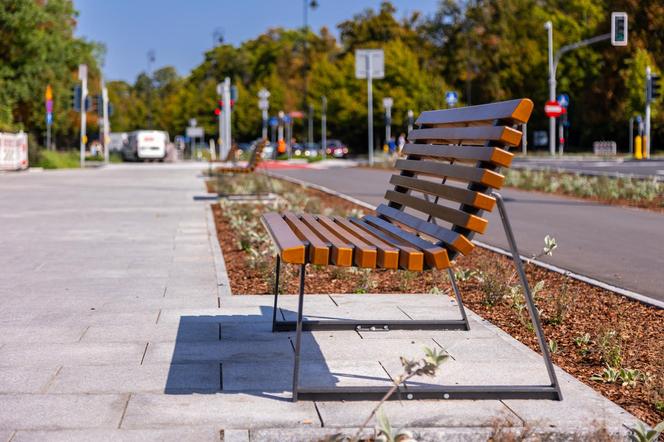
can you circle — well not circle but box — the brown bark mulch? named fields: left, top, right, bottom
left=210, top=185, right=664, bottom=426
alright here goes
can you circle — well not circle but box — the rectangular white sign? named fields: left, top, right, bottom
left=0, top=132, right=29, bottom=170
left=355, top=49, right=384, bottom=79
left=186, top=127, right=204, bottom=138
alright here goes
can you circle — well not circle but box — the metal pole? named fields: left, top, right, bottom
left=292, top=263, right=306, bottom=402
left=272, top=255, right=281, bottom=332
left=223, top=77, right=232, bottom=159
left=102, top=82, right=110, bottom=164
left=46, top=119, right=51, bottom=151
left=522, top=123, right=527, bottom=155
left=366, top=55, right=374, bottom=166
left=407, top=109, right=414, bottom=135
left=558, top=120, right=564, bottom=156
left=262, top=109, right=268, bottom=139
left=321, top=96, right=327, bottom=159
left=545, top=21, right=556, bottom=156
left=385, top=106, right=391, bottom=146
left=80, top=65, right=87, bottom=168
left=645, top=66, right=651, bottom=159
left=494, top=192, right=562, bottom=398
left=308, top=104, right=313, bottom=145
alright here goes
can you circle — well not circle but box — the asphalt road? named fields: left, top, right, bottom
left=512, top=158, right=664, bottom=179
left=271, top=167, right=664, bottom=303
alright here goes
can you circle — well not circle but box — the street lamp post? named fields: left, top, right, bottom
left=321, top=96, right=327, bottom=159
left=545, top=21, right=555, bottom=156
left=147, top=50, right=155, bottom=129
left=258, top=88, right=270, bottom=139
left=407, top=109, right=414, bottom=135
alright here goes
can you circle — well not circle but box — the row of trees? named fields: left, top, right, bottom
left=2, top=1, right=663, bottom=152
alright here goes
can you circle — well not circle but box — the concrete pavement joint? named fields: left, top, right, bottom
left=274, top=171, right=663, bottom=309
left=40, top=366, right=63, bottom=394
left=117, top=393, right=131, bottom=429
left=206, top=204, right=232, bottom=298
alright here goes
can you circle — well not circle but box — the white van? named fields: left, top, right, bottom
left=124, top=130, right=169, bottom=161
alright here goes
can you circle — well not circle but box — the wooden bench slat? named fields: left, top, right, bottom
left=282, top=212, right=329, bottom=265
left=316, top=215, right=377, bottom=268
left=362, top=215, right=450, bottom=270
left=401, top=143, right=513, bottom=168
left=383, top=191, right=488, bottom=234
left=415, top=99, right=533, bottom=126
left=389, top=175, right=495, bottom=211
left=376, top=204, right=474, bottom=255
left=407, top=126, right=522, bottom=146
left=299, top=214, right=353, bottom=267
left=348, top=218, right=424, bottom=271
left=261, top=213, right=306, bottom=264
left=332, top=216, right=399, bottom=269
left=395, top=159, right=504, bottom=189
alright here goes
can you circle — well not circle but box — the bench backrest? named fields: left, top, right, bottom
left=377, top=99, right=533, bottom=260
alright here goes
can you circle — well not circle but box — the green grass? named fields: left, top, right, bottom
left=36, top=150, right=81, bottom=169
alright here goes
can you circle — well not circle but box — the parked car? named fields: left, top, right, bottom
left=325, top=139, right=349, bottom=158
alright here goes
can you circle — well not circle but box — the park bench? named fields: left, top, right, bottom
left=260, top=98, right=562, bottom=402
left=212, top=139, right=266, bottom=174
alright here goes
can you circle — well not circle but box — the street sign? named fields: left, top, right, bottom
left=445, top=91, right=458, bottom=106
left=557, top=93, right=569, bottom=108
left=382, top=97, right=393, bottom=109
left=46, top=100, right=53, bottom=113
left=355, top=49, right=384, bottom=79
left=544, top=100, right=564, bottom=118
left=46, top=113, right=53, bottom=125
left=283, top=115, right=291, bottom=124
left=45, top=85, right=53, bottom=101
left=289, top=111, right=305, bottom=119
left=189, top=118, right=197, bottom=127
left=185, top=127, right=203, bottom=138
left=268, top=117, right=279, bottom=127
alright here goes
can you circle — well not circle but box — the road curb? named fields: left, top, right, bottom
left=268, top=172, right=663, bottom=309
left=205, top=204, right=232, bottom=298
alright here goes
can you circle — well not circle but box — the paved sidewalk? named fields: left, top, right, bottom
left=270, top=167, right=664, bottom=302
left=0, top=164, right=638, bottom=441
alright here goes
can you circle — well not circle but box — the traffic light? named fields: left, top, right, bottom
left=611, top=12, right=628, bottom=46
left=650, top=75, right=661, bottom=101
left=72, top=85, right=82, bottom=112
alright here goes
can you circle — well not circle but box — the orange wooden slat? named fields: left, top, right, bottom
left=299, top=213, right=353, bottom=267
left=316, top=215, right=377, bottom=268
left=333, top=216, right=399, bottom=269
left=260, top=213, right=306, bottom=264
left=282, top=212, right=329, bottom=265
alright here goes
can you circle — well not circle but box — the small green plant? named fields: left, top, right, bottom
left=428, top=286, right=445, bottom=295
left=374, top=409, right=416, bottom=442
left=475, top=269, right=510, bottom=307
left=590, top=366, right=621, bottom=384
left=629, top=421, right=664, bottom=442
left=353, top=347, right=448, bottom=441
left=618, top=368, right=648, bottom=387
left=547, top=276, right=574, bottom=325
left=398, top=270, right=417, bottom=292
left=573, top=332, right=592, bottom=357
left=453, top=268, right=476, bottom=282
left=350, top=268, right=376, bottom=294
left=597, top=329, right=622, bottom=369
left=548, top=339, right=558, bottom=354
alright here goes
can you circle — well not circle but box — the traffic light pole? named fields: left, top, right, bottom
left=545, top=20, right=611, bottom=156
left=645, top=66, right=651, bottom=159
left=321, top=96, right=327, bottom=160
left=79, top=65, right=88, bottom=168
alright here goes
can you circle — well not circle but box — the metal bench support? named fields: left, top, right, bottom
left=274, top=191, right=562, bottom=402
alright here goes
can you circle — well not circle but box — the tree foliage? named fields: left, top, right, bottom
left=3, top=1, right=664, bottom=151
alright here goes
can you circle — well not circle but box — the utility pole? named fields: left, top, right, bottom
left=79, top=64, right=88, bottom=168
left=222, top=77, right=232, bottom=159
left=102, top=79, right=110, bottom=164
left=321, top=96, right=327, bottom=159
left=545, top=21, right=555, bottom=156
left=308, top=104, right=314, bottom=145
left=366, top=55, right=374, bottom=166
left=147, top=50, right=155, bottom=129
left=645, top=66, right=651, bottom=159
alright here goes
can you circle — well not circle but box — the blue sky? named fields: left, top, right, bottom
left=73, top=0, right=441, bottom=82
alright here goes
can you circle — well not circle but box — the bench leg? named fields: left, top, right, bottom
left=447, top=268, right=470, bottom=330
left=271, top=255, right=281, bottom=332
left=493, top=191, right=563, bottom=401
left=292, top=263, right=306, bottom=402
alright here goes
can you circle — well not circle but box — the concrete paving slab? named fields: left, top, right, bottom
left=223, top=429, right=249, bottom=442
left=0, top=342, right=146, bottom=367
left=0, top=366, right=59, bottom=393
left=121, top=393, right=319, bottom=429
left=11, top=427, right=220, bottom=442
left=49, top=363, right=220, bottom=394
left=0, top=394, right=127, bottom=430
left=316, top=399, right=519, bottom=428
left=144, top=339, right=293, bottom=364
left=81, top=322, right=220, bottom=343
left=0, top=325, right=87, bottom=343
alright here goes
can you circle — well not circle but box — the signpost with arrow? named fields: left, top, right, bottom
left=45, top=85, right=53, bottom=150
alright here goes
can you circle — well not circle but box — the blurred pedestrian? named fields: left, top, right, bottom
left=397, top=133, right=406, bottom=154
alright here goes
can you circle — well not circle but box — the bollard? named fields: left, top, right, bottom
left=634, top=135, right=642, bottom=160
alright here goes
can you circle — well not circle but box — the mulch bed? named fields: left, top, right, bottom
left=210, top=184, right=664, bottom=426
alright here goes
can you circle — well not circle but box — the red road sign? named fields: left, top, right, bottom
left=544, top=100, right=564, bottom=118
